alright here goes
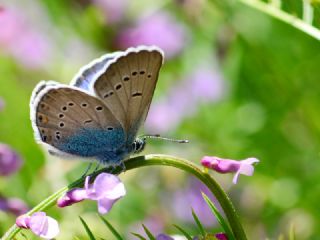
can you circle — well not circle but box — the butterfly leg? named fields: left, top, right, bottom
left=119, top=161, right=126, bottom=173
left=81, top=162, right=93, bottom=178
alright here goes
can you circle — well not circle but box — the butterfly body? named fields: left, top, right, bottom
left=30, top=46, right=163, bottom=166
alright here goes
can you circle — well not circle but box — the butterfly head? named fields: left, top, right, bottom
left=132, top=137, right=146, bottom=154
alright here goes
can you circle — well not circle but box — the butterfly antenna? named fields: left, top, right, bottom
left=142, top=134, right=189, bottom=143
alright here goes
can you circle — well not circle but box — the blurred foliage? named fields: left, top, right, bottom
left=0, top=0, right=320, bottom=239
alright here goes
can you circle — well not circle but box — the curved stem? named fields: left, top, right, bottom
left=2, top=154, right=247, bottom=240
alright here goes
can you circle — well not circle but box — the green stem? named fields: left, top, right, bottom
left=2, top=154, right=247, bottom=240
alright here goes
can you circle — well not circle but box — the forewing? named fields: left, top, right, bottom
left=30, top=83, right=125, bottom=157
left=93, top=46, right=163, bottom=142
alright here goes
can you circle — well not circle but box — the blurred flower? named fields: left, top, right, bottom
left=0, top=196, right=28, bottom=216
left=201, top=156, right=260, bottom=184
left=0, top=144, right=22, bottom=176
left=146, top=66, right=225, bottom=133
left=156, top=234, right=189, bottom=240
left=93, top=0, right=128, bottom=23
left=0, top=7, right=51, bottom=69
left=156, top=234, right=174, bottom=240
left=172, top=177, right=217, bottom=227
left=16, top=212, right=60, bottom=239
left=215, top=232, right=228, bottom=240
left=116, top=11, right=188, bottom=58
left=0, top=98, right=4, bottom=111
left=128, top=215, right=165, bottom=240
left=58, top=173, right=126, bottom=214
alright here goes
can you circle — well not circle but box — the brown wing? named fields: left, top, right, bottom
left=93, top=46, right=163, bottom=142
left=30, top=83, right=124, bottom=152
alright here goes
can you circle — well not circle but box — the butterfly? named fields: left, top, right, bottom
left=30, top=46, right=164, bottom=167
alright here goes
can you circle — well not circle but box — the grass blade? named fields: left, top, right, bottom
left=201, top=193, right=235, bottom=240
left=142, top=224, right=156, bottom=240
left=131, top=232, right=147, bottom=240
left=99, top=215, right=124, bottom=240
left=191, top=208, right=206, bottom=237
left=173, top=224, right=193, bottom=240
left=79, top=217, right=96, bottom=240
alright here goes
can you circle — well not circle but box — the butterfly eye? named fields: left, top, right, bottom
left=140, top=71, right=145, bottom=75
left=107, top=127, right=113, bottom=131
left=147, top=74, right=152, bottom=78
left=62, top=106, right=67, bottom=111
left=59, top=122, right=65, bottom=128
left=95, top=106, right=103, bottom=111
left=123, top=76, right=130, bottom=81
left=58, top=113, right=64, bottom=118
left=132, top=71, right=138, bottom=76
left=68, top=102, right=74, bottom=106
left=81, top=103, right=88, bottom=108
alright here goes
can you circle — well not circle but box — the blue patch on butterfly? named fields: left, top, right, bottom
left=57, top=127, right=128, bottom=164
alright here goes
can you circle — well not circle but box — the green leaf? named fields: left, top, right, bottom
left=191, top=208, right=206, bottom=237
left=142, top=224, right=156, bottom=240
left=173, top=224, right=193, bottom=240
left=131, top=232, right=147, bottom=240
left=79, top=217, right=96, bottom=240
left=238, top=0, right=320, bottom=41
left=201, top=193, right=235, bottom=240
left=99, top=215, right=124, bottom=240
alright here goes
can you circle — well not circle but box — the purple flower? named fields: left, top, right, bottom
left=215, top=232, right=228, bottom=240
left=172, top=177, right=217, bottom=227
left=0, top=197, right=28, bottom=216
left=156, top=234, right=174, bottom=240
left=58, top=173, right=126, bottom=214
left=0, top=144, right=22, bottom=176
left=92, top=0, right=128, bottom=23
left=116, top=11, right=187, bottom=59
left=16, top=212, right=60, bottom=239
left=145, top=66, right=225, bottom=133
left=201, top=156, right=260, bottom=184
left=57, top=188, right=87, bottom=207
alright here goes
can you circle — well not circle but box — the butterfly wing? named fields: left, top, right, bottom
left=93, top=46, right=164, bottom=143
left=70, top=52, right=121, bottom=91
left=30, top=82, right=126, bottom=159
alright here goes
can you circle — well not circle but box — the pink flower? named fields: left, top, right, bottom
left=0, top=8, right=51, bottom=69
left=116, top=11, right=188, bottom=59
left=56, top=188, right=87, bottom=207
left=201, top=156, right=260, bottom=184
left=215, top=232, right=228, bottom=240
left=57, top=173, right=126, bottom=214
left=16, top=212, right=59, bottom=239
left=0, top=144, right=23, bottom=176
